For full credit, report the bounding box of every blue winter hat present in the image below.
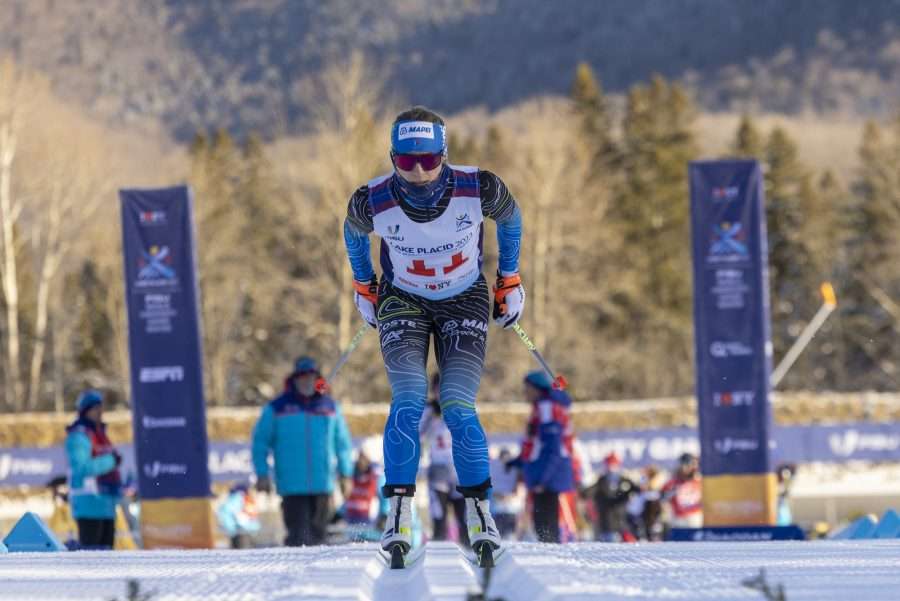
[292,356,319,376]
[391,120,447,155]
[76,389,103,414]
[230,482,250,495]
[524,370,552,392]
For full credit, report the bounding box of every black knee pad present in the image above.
[456,478,492,500]
[382,483,416,497]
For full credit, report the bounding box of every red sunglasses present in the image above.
[392,152,444,171]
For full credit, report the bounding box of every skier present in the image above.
[342,106,524,566]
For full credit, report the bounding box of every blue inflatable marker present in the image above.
[831,516,876,540]
[828,517,857,539]
[853,516,878,540]
[872,509,900,539]
[851,515,879,539]
[2,512,66,552]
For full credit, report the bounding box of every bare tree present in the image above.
[275,51,394,402]
[299,51,390,348]
[0,59,49,410]
[0,116,21,410]
[21,110,111,409]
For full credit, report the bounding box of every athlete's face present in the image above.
[393,153,444,184]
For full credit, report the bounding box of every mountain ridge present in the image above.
[2,0,899,139]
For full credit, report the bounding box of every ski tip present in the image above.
[474,542,496,568]
[384,543,412,569]
[389,545,405,569]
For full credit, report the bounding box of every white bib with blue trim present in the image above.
[371,167,483,299]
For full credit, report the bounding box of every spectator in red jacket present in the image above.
[508,371,576,543]
[661,453,703,528]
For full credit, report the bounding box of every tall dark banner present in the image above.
[689,161,777,526]
[120,186,214,547]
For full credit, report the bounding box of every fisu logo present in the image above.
[385,224,404,241]
[456,212,473,232]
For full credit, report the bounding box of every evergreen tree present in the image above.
[732,114,765,159]
[839,120,900,389]
[570,62,616,169]
[72,260,113,373]
[813,169,844,270]
[609,75,699,395]
[618,76,697,311]
[447,132,480,166]
[480,124,512,173]
[189,128,263,404]
[764,126,822,386]
[241,132,280,237]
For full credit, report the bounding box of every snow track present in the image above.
[2,540,900,600]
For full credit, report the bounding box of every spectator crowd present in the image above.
[57,355,724,550]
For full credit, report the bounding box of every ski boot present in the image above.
[381,484,415,569]
[458,479,501,568]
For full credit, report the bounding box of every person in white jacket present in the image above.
[420,373,469,547]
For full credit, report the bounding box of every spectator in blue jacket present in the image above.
[64,389,123,549]
[216,482,261,549]
[252,356,354,546]
[508,371,575,543]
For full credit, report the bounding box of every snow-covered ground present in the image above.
[2,540,900,601]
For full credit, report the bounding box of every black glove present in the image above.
[505,457,523,472]
[255,475,272,493]
[112,451,123,467]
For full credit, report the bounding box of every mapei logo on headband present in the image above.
[397,121,435,140]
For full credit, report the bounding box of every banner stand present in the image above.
[689,161,776,526]
[120,186,214,548]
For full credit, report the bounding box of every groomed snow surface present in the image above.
[2,540,900,601]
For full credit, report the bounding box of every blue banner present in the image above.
[4,422,900,488]
[120,186,211,500]
[690,161,774,476]
[0,443,242,489]
[669,525,805,542]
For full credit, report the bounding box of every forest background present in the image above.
[0,0,898,413]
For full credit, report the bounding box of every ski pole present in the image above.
[315,323,371,393]
[510,322,568,390]
[770,282,837,388]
